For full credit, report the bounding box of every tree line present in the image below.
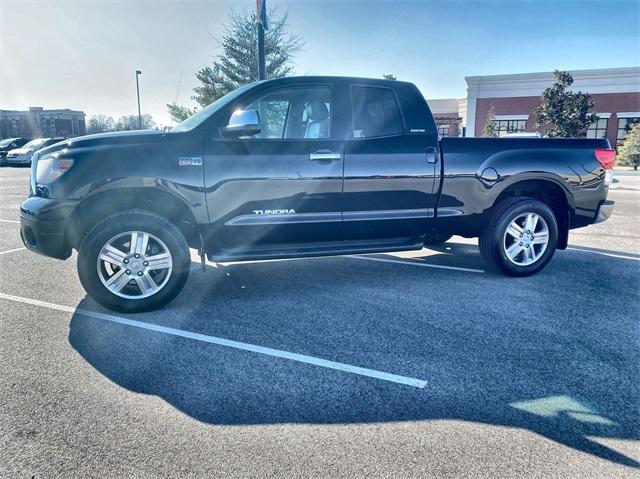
[86,114,156,134]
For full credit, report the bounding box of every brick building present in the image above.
[428,67,640,145]
[427,98,467,138]
[0,107,86,139]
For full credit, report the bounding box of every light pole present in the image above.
[135,70,142,129]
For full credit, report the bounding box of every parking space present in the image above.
[1,166,639,478]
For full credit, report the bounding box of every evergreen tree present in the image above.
[482,105,498,137]
[167,7,301,121]
[534,70,597,138]
[167,104,196,123]
[617,123,640,170]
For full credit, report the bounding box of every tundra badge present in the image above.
[253,209,296,215]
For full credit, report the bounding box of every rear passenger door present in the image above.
[342,84,438,241]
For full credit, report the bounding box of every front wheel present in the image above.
[479,198,558,277]
[77,210,190,313]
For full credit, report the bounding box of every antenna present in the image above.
[174,72,182,104]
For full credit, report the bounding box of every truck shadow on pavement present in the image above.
[68,245,640,469]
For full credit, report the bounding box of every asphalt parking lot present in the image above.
[1,166,639,478]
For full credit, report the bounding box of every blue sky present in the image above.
[1,0,638,126]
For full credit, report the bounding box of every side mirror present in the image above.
[222,109,261,138]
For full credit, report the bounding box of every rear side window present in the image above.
[351,86,403,138]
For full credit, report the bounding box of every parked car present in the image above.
[21,76,615,312]
[504,132,543,138]
[0,137,32,166]
[5,137,65,166]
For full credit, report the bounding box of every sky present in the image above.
[1,0,639,127]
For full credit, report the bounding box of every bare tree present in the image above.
[86,115,115,134]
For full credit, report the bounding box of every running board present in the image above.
[208,238,423,263]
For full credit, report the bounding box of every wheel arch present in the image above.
[492,177,572,249]
[65,187,200,252]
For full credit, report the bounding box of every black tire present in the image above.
[423,233,453,246]
[479,197,558,277]
[77,210,190,313]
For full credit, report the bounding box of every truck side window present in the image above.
[243,86,331,139]
[245,94,290,139]
[351,86,403,138]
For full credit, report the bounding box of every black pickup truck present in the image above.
[20,76,615,312]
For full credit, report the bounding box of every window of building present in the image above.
[586,117,609,139]
[617,117,640,144]
[351,86,403,138]
[437,124,450,137]
[495,120,527,136]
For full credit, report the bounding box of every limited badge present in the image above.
[178,157,203,166]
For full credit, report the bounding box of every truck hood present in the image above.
[38,130,167,156]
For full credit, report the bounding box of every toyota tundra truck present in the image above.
[20,76,615,312]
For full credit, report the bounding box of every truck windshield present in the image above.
[171,83,257,132]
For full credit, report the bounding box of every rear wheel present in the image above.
[77,210,190,313]
[479,198,558,276]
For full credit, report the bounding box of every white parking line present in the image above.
[0,247,26,255]
[348,255,485,273]
[0,292,427,389]
[566,247,640,261]
[0,219,20,224]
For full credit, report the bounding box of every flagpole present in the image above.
[257,0,266,80]
[258,23,266,80]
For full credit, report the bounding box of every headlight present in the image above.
[36,157,74,184]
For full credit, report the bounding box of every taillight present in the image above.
[595,148,615,169]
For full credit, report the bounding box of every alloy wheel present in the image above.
[96,231,173,299]
[502,212,549,266]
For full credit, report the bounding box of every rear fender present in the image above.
[480,148,580,210]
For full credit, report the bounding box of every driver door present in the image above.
[203,84,344,250]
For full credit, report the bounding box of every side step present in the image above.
[208,238,423,263]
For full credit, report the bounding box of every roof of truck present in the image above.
[257,75,416,87]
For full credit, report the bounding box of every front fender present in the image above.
[44,132,208,225]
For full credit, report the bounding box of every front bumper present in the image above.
[594,199,615,224]
[20,196,78,260]
[6,155,31,165]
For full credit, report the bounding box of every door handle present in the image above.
[310,152,341,162]
[426,147,438,164]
